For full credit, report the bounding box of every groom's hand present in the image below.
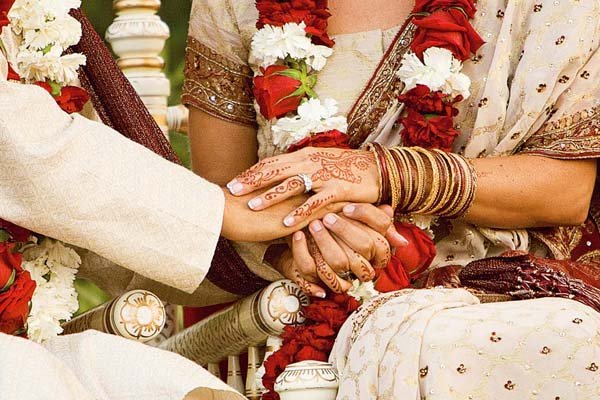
[221,189,346,242]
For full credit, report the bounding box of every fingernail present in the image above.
[247,198,263,210]
[323,214,337,226]
[293,231,303,241]
[343,204,356,216]
[316,291,326,298]
[390,230,409,246]
[227,180,243,195]
[283,216,296,227]
[310,221,324,233]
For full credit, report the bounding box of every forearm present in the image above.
[465,155,596,228]
[189,107,258,186]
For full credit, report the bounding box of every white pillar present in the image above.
[105,0,171,136]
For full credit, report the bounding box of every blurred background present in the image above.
[76,1,194,312]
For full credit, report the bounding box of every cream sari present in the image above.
[184,0,600,397]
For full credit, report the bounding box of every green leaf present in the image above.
[276,69,303,81]
[48,81,62,97]
[0,269,16,293]
[0,230,10,243]
[41,44,53,55]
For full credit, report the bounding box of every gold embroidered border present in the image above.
[346,22,417,148]
[520,105,600,159]
[182,36,256,127]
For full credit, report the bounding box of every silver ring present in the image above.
[337,270,353,280]
[297,173,313,193]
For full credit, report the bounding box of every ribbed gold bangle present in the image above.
[430,151,459,216]
[445,155,475,218]
[383,147,402,211]
[366,144,384,205]
[405,147,428,212]
[413,147,440,215]
[431,150,454,215]
[390,147,413,211]
[451,156,477,218]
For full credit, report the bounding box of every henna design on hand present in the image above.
[292,195,335,218]
[309,151,375,184]
[357,254,375,281]
[235,159,289,187]
[292,267,313,295]
[308,238,343,293]
[375,236,392,269]
[264,177,304,201]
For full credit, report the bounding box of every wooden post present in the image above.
[105,0,171,136]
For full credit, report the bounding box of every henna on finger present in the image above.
[308,238,350,293]
[248,176,306,210]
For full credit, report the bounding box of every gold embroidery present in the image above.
[520,105,600,158]
[531,226,583,260]
[346,22,417,148]
[182,36,256,126]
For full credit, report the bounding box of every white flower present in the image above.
[22,238,80,343]
[397,47,471,99]
[9,0,81,33]
[250,22,313,68]
[347,280,379,303]
[272,97,348,149]
[22,15,82,51]
[0,26,23,76]
[17,46,85,84]
[305,44,333,71]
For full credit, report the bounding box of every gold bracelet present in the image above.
[413,147,441,215]
[382,146,402,210]
[405,147,428,212]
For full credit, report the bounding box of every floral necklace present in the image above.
[0,0,87,343]
[251,1,484,399]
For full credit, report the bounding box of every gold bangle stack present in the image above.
[368,145,477,218]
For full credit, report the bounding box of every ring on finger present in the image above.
[337,270,353,280]
[297,173,313,194]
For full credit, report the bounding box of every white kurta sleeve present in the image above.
[0,80,224,293]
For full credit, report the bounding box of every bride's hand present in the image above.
[226,147,380,227]
[221,189,347,242]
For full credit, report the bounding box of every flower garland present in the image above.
[256,1,484,399]
[0,222,81,343]
[250,0,349,153]
[0,0,90,114]
[0,0,87,342]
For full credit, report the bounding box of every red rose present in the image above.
[398,84,461,117]
[393,222,436,278]
[411,9,484,61]
[0,269,35,335]
[287,129,350,152]
[296,345,328,361]
[374,254,411,292]
[0,219,30,242]
[35,82,90,114]
[375,222,436,291]
[256,0,334,47]
[0,243,21,289]
[253,65,304,120]
[400,108,460,152]
[0,0,14,29]
[6,64,20,81]
[413,0,477,18]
